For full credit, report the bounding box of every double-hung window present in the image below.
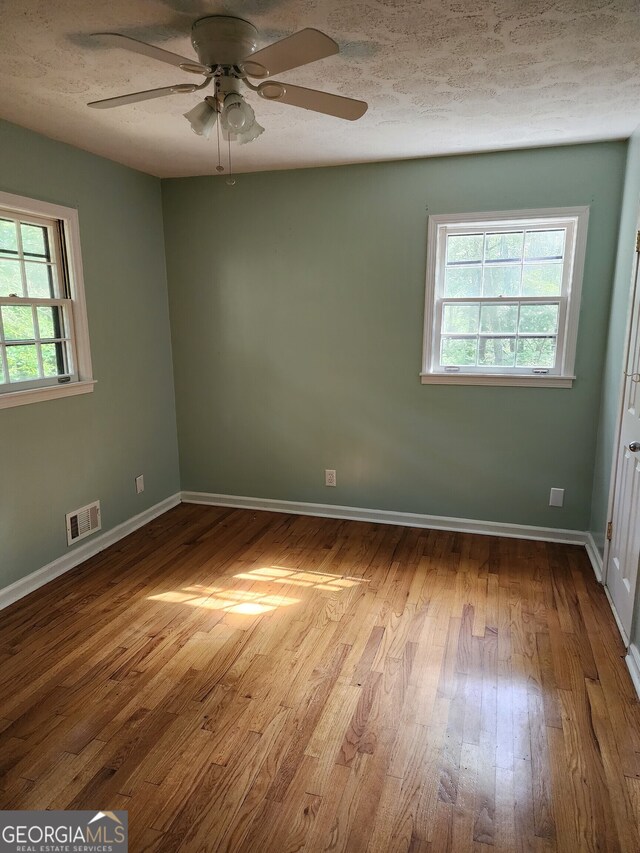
[421,207,589,387]
[0,191,93,408]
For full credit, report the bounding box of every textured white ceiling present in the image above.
[1,0,639,177]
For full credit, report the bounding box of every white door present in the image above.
[606,229,640,639]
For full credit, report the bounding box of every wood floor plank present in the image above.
[1,505,639,852]
[584,679,640,852]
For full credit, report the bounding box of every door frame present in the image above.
[603,207,640,646]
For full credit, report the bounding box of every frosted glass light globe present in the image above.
[226,102,249,131]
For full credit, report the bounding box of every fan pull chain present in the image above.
[215,115,224,174]
[226,135,236,186]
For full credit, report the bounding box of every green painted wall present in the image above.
[589,130,640,556]
[0,120,180,588]
[1,132,629,595]
[162,142,625,530]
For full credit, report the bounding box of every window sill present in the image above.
[0,379,96,410]
[420,373,574,388]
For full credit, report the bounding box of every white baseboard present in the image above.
[184,491,638,654]
[584,534,630,648]
[603,583,630,647]
[584,532,604,582]
[181,490,589,546]
[626,643,640,700]
[0,493,181,611]
[5,490,625,657]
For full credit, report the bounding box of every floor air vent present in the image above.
[66,501,101,546]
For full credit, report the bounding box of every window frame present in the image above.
[0,191,94,409]
[420,206,590,388]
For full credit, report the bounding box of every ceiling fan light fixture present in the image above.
[183,100,217,138]
[221,93,264,144]
[221,93,252,131]
[236,119,265,145]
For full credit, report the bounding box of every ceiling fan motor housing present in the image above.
[191,16,258,67]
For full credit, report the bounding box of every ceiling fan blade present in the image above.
[257,81,367,121]
[92,33,209,74]
[243,28,338,78]
[88,83,198,109]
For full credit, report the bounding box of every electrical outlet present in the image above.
[549,487,564,507]
[325,469,337,487]
[135,474,145,494]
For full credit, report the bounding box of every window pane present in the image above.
[0,258,23,296]
[478,337,516,367]
[442,304,479,334]
[483,265,521,297]
[2,305,35,340]
[37,306,63,339]
[441,337,477,366]
[480,304,518,334]
[447,234,483,264]
[521,263,562,296]
[524,229,565,260]
[519,304,559,334]
[0,219,18,257]
[485,232,523,262]
[443,266,481,297]
[516,337,556,367]
[6,344,39,381]
[20,223,50,259]
[0,355,4,383]
[25,261,55,298]
[41,342,65,377]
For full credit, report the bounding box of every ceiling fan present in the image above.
[87,16,368,146]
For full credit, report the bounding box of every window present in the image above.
[0,191,93,408]
[421,207,589,387]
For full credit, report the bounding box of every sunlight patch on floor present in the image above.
[147,566,367,616]
[233,566,367,592]
[148,583,300,615]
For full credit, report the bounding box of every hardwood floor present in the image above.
[1,504,640,852]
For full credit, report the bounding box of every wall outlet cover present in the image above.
[549,487,564,507]
[136,474,145,494]
[325,469,337,487]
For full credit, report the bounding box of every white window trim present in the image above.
[420,206,590,388]
[0,190,94,409]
